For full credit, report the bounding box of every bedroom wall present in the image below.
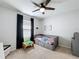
[0,6,17,51]
[42,10,79,48]
[0,5,42,51]
[41,0,79,48]
[34,18,43,35]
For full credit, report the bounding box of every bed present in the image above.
[3,45,11,56]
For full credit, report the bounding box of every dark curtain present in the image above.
[30,18,35,42]
[16,14,24,49]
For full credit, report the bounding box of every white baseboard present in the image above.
[59,44,71,49]
[11,47,16,52]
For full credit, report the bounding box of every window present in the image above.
[23,20,31,40]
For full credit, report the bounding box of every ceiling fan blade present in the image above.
[32,1,40,7]
[45,0,51,6]
[45,7,55,10]
[32,9,40,12]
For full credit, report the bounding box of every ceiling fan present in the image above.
[32,0,55,14]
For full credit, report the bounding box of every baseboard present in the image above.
[59,44,71,49]
[11,47,16,52]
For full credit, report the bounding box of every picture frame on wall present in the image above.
[44,25,53,31]
[44,25,46,31]
[49,25,52,31]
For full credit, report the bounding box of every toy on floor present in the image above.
[23,38,34,49]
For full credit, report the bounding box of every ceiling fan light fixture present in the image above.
[40,8,45,12]
[32,0,55,14]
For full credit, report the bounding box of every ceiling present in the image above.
[0,0,79,18]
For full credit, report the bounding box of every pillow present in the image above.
[23,40,33,46]
[42,37,48,42]
[35,38,42,41]
[48,38,54,45]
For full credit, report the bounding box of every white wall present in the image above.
[34,18,43,35]
[0,6,17,51]
[43,10,79,48]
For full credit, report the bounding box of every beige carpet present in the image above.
[6,44,79,59]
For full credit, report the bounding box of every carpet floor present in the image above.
[6,44,79,59]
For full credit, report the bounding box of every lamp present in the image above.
[40,8,45,12]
